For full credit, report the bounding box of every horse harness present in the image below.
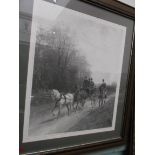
[55,93,67,106]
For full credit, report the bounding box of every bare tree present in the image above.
[32,26,91,94]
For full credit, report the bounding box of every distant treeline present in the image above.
[32,27,91,94]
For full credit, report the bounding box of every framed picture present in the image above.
[19,0,135,154]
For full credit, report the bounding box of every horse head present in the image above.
[51,89,60,100]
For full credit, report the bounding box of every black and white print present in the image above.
[23,0,126,142]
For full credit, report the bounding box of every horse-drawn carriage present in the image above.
[50,83,107,118]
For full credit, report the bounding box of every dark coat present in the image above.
[99,82,106,93]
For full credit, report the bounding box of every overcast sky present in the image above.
[32,0,126,84]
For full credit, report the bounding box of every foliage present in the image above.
[32,27,91,94]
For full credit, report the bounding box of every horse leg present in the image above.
[90,98,93,108]
[104,99,105,104]
[100,99,102,107]
[72,102,75,111]
[51,102,57,116]
[76,101,79,111]
[76,102,78,111]
[73,102,77,111]
[101,98,104,107]
[93,99,95,108]
[57,104,61,119]
[104,97,106,104]
[91,99,94,109]
[82,99,85,107]
[66,104,70,115]
[98,98,101,107]
[70,103,72,113]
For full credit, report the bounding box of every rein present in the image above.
[55,93,67,105]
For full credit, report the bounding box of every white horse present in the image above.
[50,89,74,118]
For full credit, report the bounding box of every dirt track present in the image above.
[29,94,115,137]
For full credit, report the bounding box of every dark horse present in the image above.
[98,90,107,107]
[73,87,97,110]
[73,88,88,111]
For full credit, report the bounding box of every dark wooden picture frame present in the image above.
[19,0,135,154]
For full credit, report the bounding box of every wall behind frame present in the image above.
[117,0,135,8]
